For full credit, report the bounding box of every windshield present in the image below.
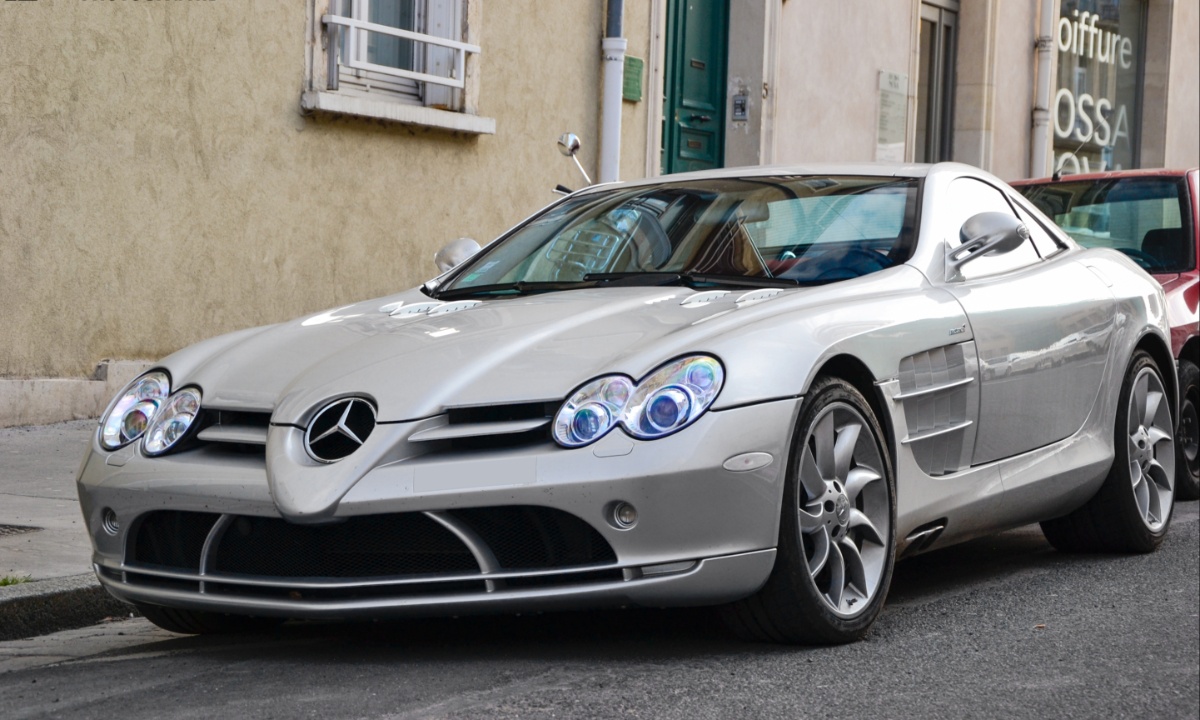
[438,176,919,297]
[1017,176,1193,273]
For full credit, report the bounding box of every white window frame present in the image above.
[301,0,495,135]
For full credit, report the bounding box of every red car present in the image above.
[1014,169,1199,500]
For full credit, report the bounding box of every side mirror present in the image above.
[557,132,582,157]
[434,237,481,273]
[947,212,1029,278]
[557,132,592,186]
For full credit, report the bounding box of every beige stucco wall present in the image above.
[772,0,914,163]
[954,0,1038,181]
[0,0,650,380]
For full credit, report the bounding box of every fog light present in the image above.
[613,501,638,528]
[101,508,120,536]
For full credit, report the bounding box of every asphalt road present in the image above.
[1,502,1196,720]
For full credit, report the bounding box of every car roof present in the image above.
[574,162,1003,194]
[1011,168,1199,186]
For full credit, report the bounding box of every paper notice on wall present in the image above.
[876,71,908,163]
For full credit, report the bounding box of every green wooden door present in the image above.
[662,0,728,175]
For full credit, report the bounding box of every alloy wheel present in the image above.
[796,403,890,617]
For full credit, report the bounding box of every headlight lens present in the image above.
[143,387,202,456]
[623,356,724,439]
[552,355,724,447]
[100,371,170,449]
[553,376,634,447]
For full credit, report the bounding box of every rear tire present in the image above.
[1041,351,1176,553]
[135,603,282,635]
[1174,359,1199,501]
[722,376,895,644]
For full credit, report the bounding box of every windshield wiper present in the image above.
[676,273,804,288]
[434,280,593,300]
[587,272,804,289]
[583,272,686,287]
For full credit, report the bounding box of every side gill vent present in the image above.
[897,341,979,475]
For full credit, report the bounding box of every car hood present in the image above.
[168,285,811,424]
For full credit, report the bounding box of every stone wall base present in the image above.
[0,360,156,428]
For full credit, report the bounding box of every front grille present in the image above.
[449,506,616,569]
[122,506,620,602]
[398,402,558,453]
[131,511,220,570]
[446,402,556,425]
[213,513,478,578]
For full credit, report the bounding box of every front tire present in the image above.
[1041,351,1176,553]
[1174,358,1199,501]
[723,376,895,644]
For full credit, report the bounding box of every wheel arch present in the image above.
[809,354,897,471]
[1136,332,1179,424]
[1180,337,1199,373]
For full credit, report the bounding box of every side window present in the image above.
[947,178,1041,279]
[1012,202,1065,258]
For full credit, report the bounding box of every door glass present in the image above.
[947,178,1040,278]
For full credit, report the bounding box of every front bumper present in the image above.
[77,398,799,618]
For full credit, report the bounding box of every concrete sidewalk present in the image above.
[0,420,132,641]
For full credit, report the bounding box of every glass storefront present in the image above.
[1054,0,1146,174]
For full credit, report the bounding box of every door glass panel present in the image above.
[947,178,1040,278]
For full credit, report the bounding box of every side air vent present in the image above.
[897,341,979,475]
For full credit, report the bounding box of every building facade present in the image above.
[1,0,1196,425]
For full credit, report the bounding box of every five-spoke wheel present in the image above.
[723,376,895,644]
[1041,351,1176,553]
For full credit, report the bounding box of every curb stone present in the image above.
[0,573,137,642]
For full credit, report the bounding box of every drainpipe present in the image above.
[1031,0,1057,178]
[599,0,626,183]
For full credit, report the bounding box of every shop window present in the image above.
[916,1,958,163]
[1053,0,1146,173]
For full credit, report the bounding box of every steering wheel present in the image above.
[812,248,893,281]
[1116,247,1160,271]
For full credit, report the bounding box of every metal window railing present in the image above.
[323,7,478,93]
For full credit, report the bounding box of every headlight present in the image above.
[623,356,724,439]
[551,355,724,447]
[100,371,170,449]
[553,376,634,447]
[143,387,202,456]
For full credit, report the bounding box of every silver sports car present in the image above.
[77,163,1179,644]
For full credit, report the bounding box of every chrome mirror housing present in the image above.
[557,132,582,157]
[434,237,482,273]
[557,132,592,187]
[947,212,1029,279]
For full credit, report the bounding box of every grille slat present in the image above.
[449,506,617,569]
[129,511,220,571]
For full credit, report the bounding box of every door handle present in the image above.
[688,114,712,123]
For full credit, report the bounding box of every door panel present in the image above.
[662,0,728,174]
[938,178,1115,465]
[948,261,1114,465]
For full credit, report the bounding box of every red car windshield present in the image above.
[1017,176,1194,273]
